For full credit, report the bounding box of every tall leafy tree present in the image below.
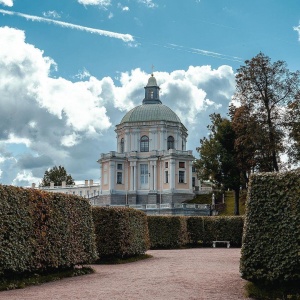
[40,165,75,187]
[195,113,241,215]
[231,52,300,172]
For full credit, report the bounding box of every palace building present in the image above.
[97,74,196,205]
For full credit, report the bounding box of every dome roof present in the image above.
[120,104,181,124]
[146,75,158,87]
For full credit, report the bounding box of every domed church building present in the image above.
[97,74,195,205]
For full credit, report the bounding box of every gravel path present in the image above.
[1,248,250,300]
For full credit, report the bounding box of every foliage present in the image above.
[231,52,300,172]
[40,165,74,187]
[240,170,300,285]
[286,91,300,165]
[194,113,242,215]
[0,266,94,291]
[187,216,244,247]
[0,185,97,276]
[147,216,189,249]
[92,207,150,260]
[218,191,246,216]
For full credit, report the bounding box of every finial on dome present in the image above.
[151,64,154,76]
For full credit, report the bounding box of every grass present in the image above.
[0,266,94,291]
[245,281,300,300]
[185,190,246,216]
[96,254,153,265]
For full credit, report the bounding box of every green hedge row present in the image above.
[0,185,97,276]
[147,215,244,249]
[240,170,300,285]
[188,216,244,247]
[147,216,189,249]
[92,207,150,259]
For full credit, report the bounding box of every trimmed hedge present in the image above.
[187,216,244,247]
[147,216,189,249]
[240,170,300,285]
[92,207,150,259]
[0,185,97,276]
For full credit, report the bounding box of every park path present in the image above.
[1,248,250,300]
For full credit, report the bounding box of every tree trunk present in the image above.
[234,188,240,216]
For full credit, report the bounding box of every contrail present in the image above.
[0,9,134,42]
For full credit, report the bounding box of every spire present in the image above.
[143,74,162,105]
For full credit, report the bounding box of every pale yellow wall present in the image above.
[102,161,109,190]
[175,159,189,189]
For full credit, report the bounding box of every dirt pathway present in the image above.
[1,248,250,300]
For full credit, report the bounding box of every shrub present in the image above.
[92,207,150,259]
[240,170,300,285]
[187,216,244,247]
[0,185,97,276]
[147,216,189,249]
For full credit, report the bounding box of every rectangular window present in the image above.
[117,172,122,184]
[179,162,185,168]
[192,166,196,172]
[165,171,168,183]
[165,162,168,168]
[117,163,123,170]
[140,164,148,185]
[179,171,185,183]
[192,177,196,187]
[80,191,82,196]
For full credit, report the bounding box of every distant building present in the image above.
[96,74,198,206]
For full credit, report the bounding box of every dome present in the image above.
[146,75,158,87]
[120,104,181,124]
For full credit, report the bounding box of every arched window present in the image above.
[120,138,124,153]
[167,136,175,150]
[140,135,149,152]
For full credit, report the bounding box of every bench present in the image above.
[212,241,230,248]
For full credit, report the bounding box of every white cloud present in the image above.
[0,0,13,7]
[78,0,111,8]
[108,12,113,19]
[0,168,2,178]
[42,10,61,19]
[0,26,235,185]
[294,24,300,41]
[123,6,129,11]
[138,0,157,8]
[12,170,40,186]
[0,9,134,42]
[75,68,91,80]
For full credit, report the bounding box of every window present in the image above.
[117,163,123,170]
[192,177,196,187]
[120,138,124,153]
[117,172,122,184]
[192,166,196,172]
[140,164,148,185]
[179,171,185,183]
[165,162,168,168]
[80,191,82,196]
[140,135,149,152]
[165,171,169,183]
[167,136,174,150]
[179,161,185,168]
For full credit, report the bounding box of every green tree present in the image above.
[40,165,75,187]
[231,52,300,172]
[194,113,242,215]
[286,91,300,165]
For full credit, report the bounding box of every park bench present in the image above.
[212,241,230,248]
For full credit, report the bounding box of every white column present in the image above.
[170,158,175,191]
[109,161,115,192]
[133,163,137,191]
[153,162,157,191]
[189,161,193,192]
[125,129,130,152]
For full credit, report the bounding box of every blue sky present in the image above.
[0,0,299,186]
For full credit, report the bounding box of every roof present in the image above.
[120,104,182,124]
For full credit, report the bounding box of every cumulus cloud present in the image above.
[0,26,235,186]
[294,24,300,41]
[0,0,13,7]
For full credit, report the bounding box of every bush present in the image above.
[147,216,189,249]
[240,170,300,285]
[187,216,244,247]
[92,207,150,259]
[0,185,97,276]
